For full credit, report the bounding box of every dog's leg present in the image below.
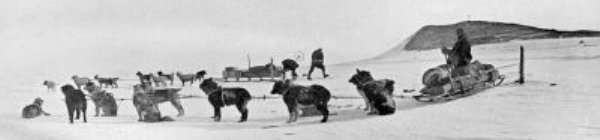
[83,109,87,123]
[136,106,143,121]
[282,71,287,80]
[292,69,298,80]
[236,100,249,122]
[358,90,369,111]
[286,105,295,123]
[170,99,185,117]
[213,107,221,122]
[76,109,81,120]
[367,102,378,115]
[68,108,74,123]
[95,105,100,117]
[293,106,301,122]
[316,104,329,123]
[364,99,371,111]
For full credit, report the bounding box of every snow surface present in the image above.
[1,37,599,140]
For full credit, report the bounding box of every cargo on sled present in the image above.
[413,61,505,102]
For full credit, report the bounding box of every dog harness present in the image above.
[207,86,227,106]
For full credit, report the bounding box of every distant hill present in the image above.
[370,21,600,60]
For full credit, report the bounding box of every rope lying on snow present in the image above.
[94,95,414,101]
[82,95,410,101]
[97,95,281,101]
[495,63,519,70]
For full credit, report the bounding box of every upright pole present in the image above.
[270,57,275,80]
[518,46,525,84]
[247,54,251,69]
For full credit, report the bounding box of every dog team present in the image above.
[28,66,396,124]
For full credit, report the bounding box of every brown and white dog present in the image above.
[157,71,175,85]
[42,80,57,92]
[22,98,51,119]
[177,71,207,86]
[84,82,118,117]
[94,75,119,88]
[150,74,169,87]
[136,71,153,86]
[270,80,331,123]
[349,69,396,115]
[132,84,175,122]
[71,75,92,89]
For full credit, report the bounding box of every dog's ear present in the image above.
[386,79,395,86]
[356,68,360,73]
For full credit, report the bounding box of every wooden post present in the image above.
[518,46,525,84]
[270,57,275,81]
[247,54,251,69]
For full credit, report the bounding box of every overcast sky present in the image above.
[1,0,599,74]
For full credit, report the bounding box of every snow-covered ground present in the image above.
[1,37,599,140]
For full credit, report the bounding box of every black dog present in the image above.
[60,84,88,123]
[349,69,396,115]
[270,80,331,123]
[136,71,153,86]
[94,75,119,88]
[199,78,251,122]
[196,70,207,80]
[157,71,175,85]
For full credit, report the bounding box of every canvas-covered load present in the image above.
[422,64,452,87]
[419,61,502,97]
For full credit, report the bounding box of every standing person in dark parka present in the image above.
[281,58,299,80]
[307,48,329,80]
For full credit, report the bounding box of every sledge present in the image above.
[413,61,506,102]
[222,57,284,82]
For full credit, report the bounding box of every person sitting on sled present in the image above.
[442,28,473,67]
[441,28,474,77]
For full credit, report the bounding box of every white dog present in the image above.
[42,80,57,92]
[72,75,92,89]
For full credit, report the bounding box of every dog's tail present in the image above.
[240,89,252,101]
